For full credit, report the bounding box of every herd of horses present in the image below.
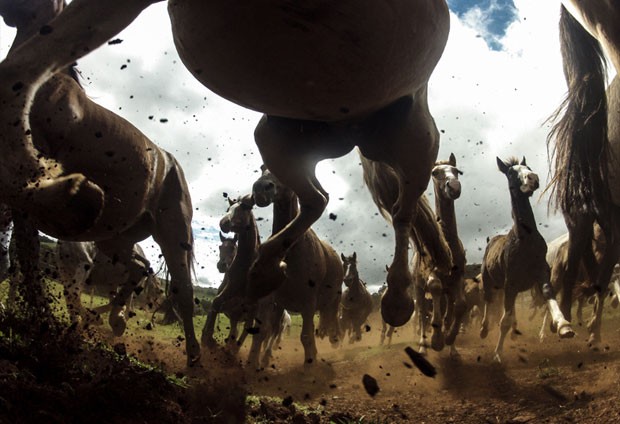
[0,0,619,371]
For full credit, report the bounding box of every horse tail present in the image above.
[411,194,453,273]
[547,5,611,227]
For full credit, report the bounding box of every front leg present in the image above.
[249,115,354,299]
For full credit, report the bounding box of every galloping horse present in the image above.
[0,1,199,365]
[253,166,342,366]
[480,157,574,363]
[547,2,620,346]
[0,0,450,330]
[56,240,162,327]
[361,155,453,353]
[430,153,467,352]
[339,252,373,344]
[202,195,260,352]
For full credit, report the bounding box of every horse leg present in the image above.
[201,306,219,349]
[12,211,51,319]
[0,1,160,230]
[380,320,387,346]
[64,265,92,326]
[151,166,200,366]
[250,116,354,299]
[445,277,467,348]
[494,288,517,363]
[300,310,318,367]
[539,308,548,343]
[587,243,620,344]
[358,93,439,327]
[415,284,429,354]
[479,278,492,340]
[428,277,444,352]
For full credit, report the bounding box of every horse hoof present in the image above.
[380,289,414,327]
[431,333,444,352]
[493,353,502,364]
[558,321,575,339]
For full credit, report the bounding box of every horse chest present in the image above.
[168,0,449,121]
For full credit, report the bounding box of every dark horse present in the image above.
[253,166,342,366]
[480,157,574,363]
[0,0,449,330]
[547,2,620,346]
[0,0,199,365]
[339,252,373,344]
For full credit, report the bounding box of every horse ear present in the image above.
[496,157,509,174]
[260,164,267,172]
[240,193,255,207]
[521,156,527,166]
[341,253,346,261]
[352,251,357,260]
[449,153,456,167]
[227,197,235,206]
[385,265,389,272]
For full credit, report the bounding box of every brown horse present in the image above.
[0,0,450,330]
[55,240,163,327]
[339,252,373,344]
[202,195,259,352]
[430,153,467,353]
[361,155,453,353]
[480,157,574,363]
[252,166,342,367]
[547,2,620,346]
[0,1,199,365]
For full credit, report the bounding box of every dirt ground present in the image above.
[120,303,620,424]
[2,300,620,423]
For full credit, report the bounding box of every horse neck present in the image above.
[234,217,260,264]
[433,185,463,257]
[509,189,538,238]
[271,188,299,234]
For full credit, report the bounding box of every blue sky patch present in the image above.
[448,0,518,50]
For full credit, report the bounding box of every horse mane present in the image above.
[546,5,611,228]
[502,156,520,167]
[411,194,453,273]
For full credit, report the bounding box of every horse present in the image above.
[339,252,373,344]
[202,195,260,353]
[0,0,450,331]
[361,155,453,354]
[546,2,620,346]
[480,157,574,363]
[461,274,485,332]
[0,0,199,365]
[430,153,467,353]
[55,240,163,327]
[252,166,343,367]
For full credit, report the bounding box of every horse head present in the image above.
[252,165,281,207]
[219,194,256,235]
[217,231,237,273]
[0,0,64,28]
[497,156,539,197]
[432,152,463,200]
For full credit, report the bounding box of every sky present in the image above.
[0,1,590,292]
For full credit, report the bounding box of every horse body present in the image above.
[480,157,573,363]
[339,252,373,344]
[0,1,199,365]
[546,2,620,346]
[252,167,342,366]
[431,153,467,352]
[0,0,449,331]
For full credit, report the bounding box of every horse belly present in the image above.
[168,0,449,121]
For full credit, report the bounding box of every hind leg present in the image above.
[358,92,439,327]
[152,170,200,366]
[251,116,355,299]
[493,288,517,363]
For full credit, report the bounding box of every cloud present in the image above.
[0,2,573,292]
